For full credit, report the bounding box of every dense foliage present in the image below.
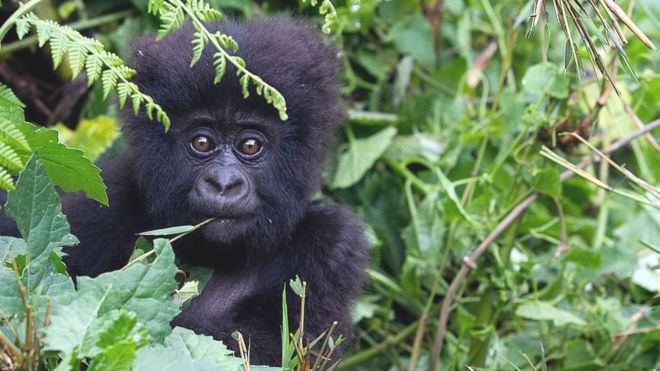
[0,0,658,370]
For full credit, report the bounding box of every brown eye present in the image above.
[192,135,212,153]
[239,138,262,156]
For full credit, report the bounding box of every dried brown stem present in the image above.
[407,313,428,371]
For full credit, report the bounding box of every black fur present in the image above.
[0,18,368,366]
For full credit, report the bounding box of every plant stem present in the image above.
[0,0,45,46]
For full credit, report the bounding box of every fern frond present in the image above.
[157,2,185,40]
[190,31,207,67]
[16,13,171,130]
[187,0,222,23]
[148,0,289,121]
[0,83,25,108]
[0,119,30,152]
[212,52,226,84]
[0,141,23,172]
[302,0,337,34]
[68,44,87,79]
[0,168,14,191]
[49,32,67,68]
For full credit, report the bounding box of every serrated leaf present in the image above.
[101,69,118,99]
[0,83,26,108]
[134,327,243,370]
[16,122,108,205]
[117,82,130,109]
[332,127,397,189]
[74,239,179,341]
[85,53,104,86]
[190,32,207,67]
[0,141,24,172]
[15,17,31,39]
[44,298,149,371]
[49,34,67,68]
[0,119,31,151]
[68,44,87,79]
[212,53,226,84]
[4,155,78,292]
[239,74,250,98]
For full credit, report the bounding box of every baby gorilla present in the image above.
[60,18,368,365]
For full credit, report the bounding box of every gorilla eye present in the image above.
[191,135,213,153]
[239,138,262,156]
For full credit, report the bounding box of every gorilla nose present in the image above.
[202,168,248,199]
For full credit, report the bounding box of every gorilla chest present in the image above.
[182,270,258,319]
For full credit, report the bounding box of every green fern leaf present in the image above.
[157,2,185,40]
[216,34,238,52]
[231,56,246,69]
[239,74,250,98]
[116,65,137,79]
[117,82,130,109]
[49,34,67,68]
[0,119,30,151]
[0,168,14,191]
[0,83,25,108]
[212,53,226,84]
[131,94,143,115]
[67,44,86,79]
[148,0,165,14]
[101,69,118,99]
[15,17,31,39]
[190,31,207,67]
[0,142,24,172]
[34,19,52,47]
[85,53,104,86]
[189,0,222,22]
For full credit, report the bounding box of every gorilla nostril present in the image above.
[204,170,246,196]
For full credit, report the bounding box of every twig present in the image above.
[407,313,428,371]
[614,324,660,337]
[428,118,660,371]
[422,0,444,60]
[612,307,648,351]
[623,104,660,152]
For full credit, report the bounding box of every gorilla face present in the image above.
[183,117,267,243]
[125,19,344,254]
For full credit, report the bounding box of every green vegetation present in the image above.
[0,0,658,370]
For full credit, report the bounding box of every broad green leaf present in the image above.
[75,239,179,341]
[44,295,148,371]
[16,122,108,205]
[134,327,243,371]
[532,168,562,198]
[564,247,602,269]
[0,236,26,263]
[332,127,397,189]
[138,224,196,236]
[389,13,434,70]
[4,155,78,292]
[516,301,586,326]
